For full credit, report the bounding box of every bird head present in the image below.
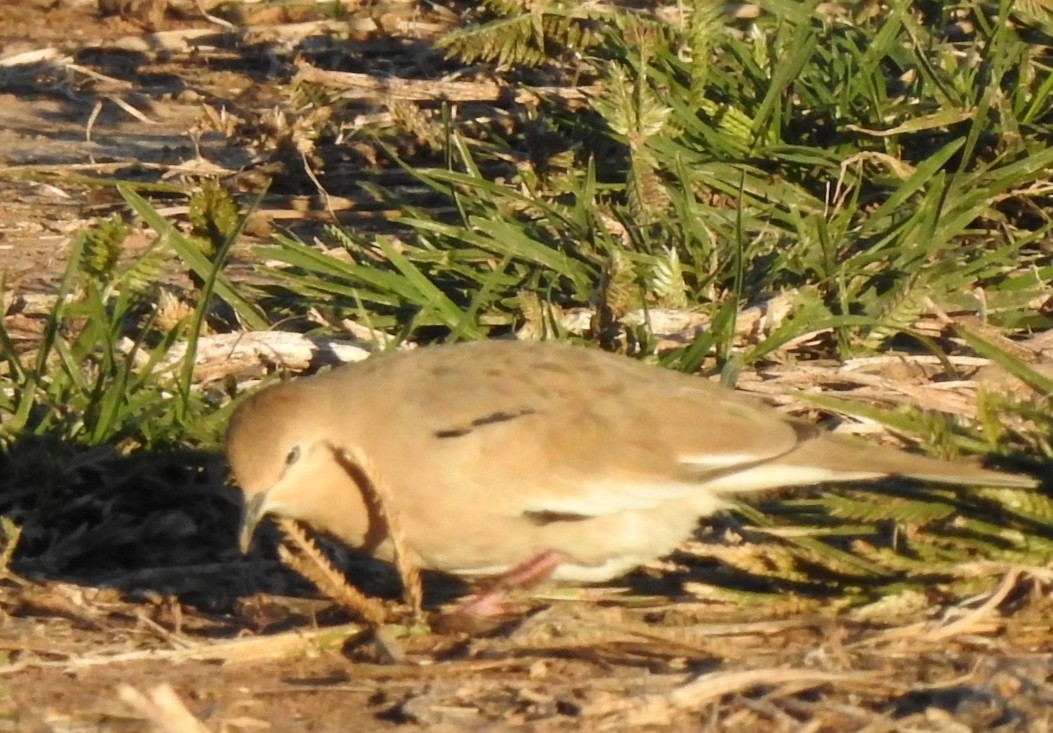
[226,379,366,553]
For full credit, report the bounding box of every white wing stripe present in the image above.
[521,465,888,517]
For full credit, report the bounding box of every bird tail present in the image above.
[782,430,1039,489]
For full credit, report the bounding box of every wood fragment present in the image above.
[295,60,595,104]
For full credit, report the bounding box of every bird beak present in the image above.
[239,491,270,554]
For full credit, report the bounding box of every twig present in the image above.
[0,624,364,673]
[333,445,424,620]
[585,667,890,727]
[922,567,1023,642]
[118,683,212,733]
[275,518,387,625]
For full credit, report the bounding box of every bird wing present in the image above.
[351,342,809,518]
[337,341,1035,524]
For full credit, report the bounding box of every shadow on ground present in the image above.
[0,434,483,624]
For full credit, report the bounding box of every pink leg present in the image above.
[455,550,569,617]
[492,549,569,590]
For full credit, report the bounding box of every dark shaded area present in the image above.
[0,433,478,617]
[1,436,242,607]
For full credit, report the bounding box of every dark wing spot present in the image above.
[433,408,537,440]
[524,510,593,525]
[471,408,536,428]
[434,427,472,439]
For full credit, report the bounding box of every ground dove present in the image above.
[228,340,1037,587]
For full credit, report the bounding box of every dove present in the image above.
[228,339,1037,589]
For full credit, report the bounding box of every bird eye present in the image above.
[285,446,301,466]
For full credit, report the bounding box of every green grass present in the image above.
[2,0,1052,606]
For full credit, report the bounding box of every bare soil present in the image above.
[2,2,1053,732]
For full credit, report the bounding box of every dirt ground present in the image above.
[2,2,1053,731]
